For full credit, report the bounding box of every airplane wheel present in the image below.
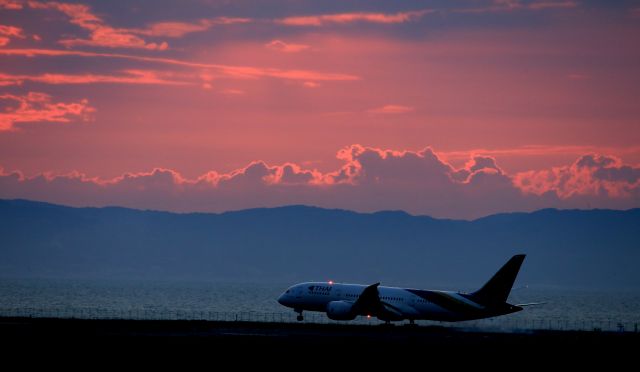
[296,315,303,321]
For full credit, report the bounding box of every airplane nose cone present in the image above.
[277,293,287,306]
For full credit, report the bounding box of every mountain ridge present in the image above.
[1,199,638,290]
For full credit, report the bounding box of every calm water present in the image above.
[1,278,638,331]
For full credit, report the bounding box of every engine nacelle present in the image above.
[326,301,356,321]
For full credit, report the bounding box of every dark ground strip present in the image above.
[1,317,638,366]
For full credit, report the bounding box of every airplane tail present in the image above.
[470,254,526,306]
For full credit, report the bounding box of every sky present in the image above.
[0,0,639,219]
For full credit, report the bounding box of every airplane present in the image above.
[277,254,536,324]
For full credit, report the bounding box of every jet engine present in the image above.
[326,301,356,320]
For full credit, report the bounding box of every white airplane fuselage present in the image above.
[277,255,527,322]
[278,282,518,322]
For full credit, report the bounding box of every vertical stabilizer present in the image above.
[470,254,526,306]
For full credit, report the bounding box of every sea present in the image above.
[1,278,638,332]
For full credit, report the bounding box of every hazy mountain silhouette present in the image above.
[1,199,639,291]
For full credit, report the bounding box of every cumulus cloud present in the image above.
[452,155,504,182]
[327,145,454,186]
[1,146,638,218]
[0,92,95,131]
[514,154,640,199]
[270,163,321,185]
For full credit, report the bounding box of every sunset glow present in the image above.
[1,0,638,218]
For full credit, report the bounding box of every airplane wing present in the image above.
[352,282,404,320]
[352,282,382,315]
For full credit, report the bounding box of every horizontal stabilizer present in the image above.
[515,302,547,307]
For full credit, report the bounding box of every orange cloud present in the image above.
[0,48,360,82]
[1,146,638,218]
[368,105,414,114]
[0,70,190,86]
[278,9,432,26]
[28,1,168,50]
[133,17,250,38]
[514,154,640,199]
[439,145,630,162]
[26,2,250,49]
[0,0,22,9]
[269,163,323,185]
[0,24,25,46]
[0,25,25,38]
[0,92,94,131]
[265,40,310,53]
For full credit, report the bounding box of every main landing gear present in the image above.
[295,309,304,321]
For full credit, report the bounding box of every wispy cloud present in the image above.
[221,89,245,95]
[26,2,251,49]
[0,24,25,46]
[265,40,310,53]
[0,24,25,38]
[459,0,578,13]
[439,145,640,164]
[442,145,591,160]
[277,9,432,26]
[28,1,168,50]
[0,70,190,86]
[527,1,578,10]
[0,92,94,131]
[567,73,589,80]
[0,48,360,82]
[368,104,414,114]
[132,17,250,38]
[0,0,22,10]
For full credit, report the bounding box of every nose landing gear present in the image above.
[295,309,303,321]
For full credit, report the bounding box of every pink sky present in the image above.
[0,0,639,218]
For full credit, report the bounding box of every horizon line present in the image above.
[2,198,637,222]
